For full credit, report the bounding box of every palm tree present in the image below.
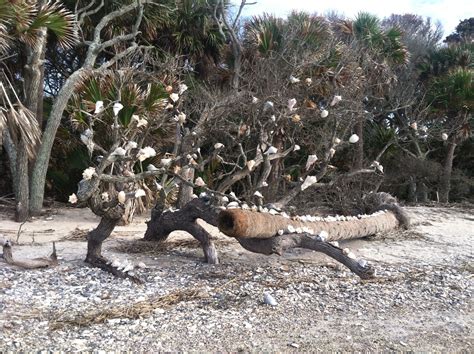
[0,0,76,221]
[428,67,473,202]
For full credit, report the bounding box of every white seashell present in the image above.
[135,189,146,198]
[305,154,318,170]
[441,133,448,141]
[221,196,229,203]
[155,182,163,191]
[410,122,418,130]
[262,181,268,187]
[169,93,179,102]
[252,96,259,104]
[173,112,186,124]
[214,143,224,149]
[320,109,329,118]
[246,160,256,171]
[295,227,303,233]
[195,177,206,187]
[287,225,296,233]
[342,248,350,255]
[358,259,368,268]
[263,292,278,306]
[137,146,157,162]
[334,137,341,144]
[305,77,312,85]
[301,176,317,191]
[347,252,356,259]
[159,158,172,167]
[376,164,384,173]
[101,192,110,202]
[226,201,239,208]
[230,192,237,199]
[111,259,121,268]
[111,147,126,157]
[147,164,159,172]
[265,146,278,155]
[113,102,123,116]
[349,134,359,143]
[329,148,336,158]
[263,101,274,111]
[94,101,104,114]
[241,204,250,210]
[199,192,208,198]
[289,75,300,84]
[125,141,138,150]
[277,229,284,235]
[178,83,188,95]
[254,191,264,198]
[269,209,278,215]
[287,98,297,111]
[293,144,301,152]
[82,167,96,180]
[330,95,342,106]
[332,241,339,247]
[318,230,328,241]
[137,262,147,269]
[270,115,276,122]
[68,193,78,204]
[118,191,126,204]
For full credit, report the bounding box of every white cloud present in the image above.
[236,0,470,37]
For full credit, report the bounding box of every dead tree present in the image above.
[144,193,409,280]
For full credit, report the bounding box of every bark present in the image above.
[144,198,381,279]
[177,165,195,208]
[29,69,85,214]
[15,141,29,221]
[439,141,457,203]
[218,208,401,240]
[1,240,57,269]
[237,235,375,279]
[15,23,47,221]
[144,198,219,264]
[85,194,142,283]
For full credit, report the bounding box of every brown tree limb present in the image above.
[1,240,58,269]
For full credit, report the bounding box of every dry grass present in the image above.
[49,288,206,330]
[112,238,235,254]
[60,228,89,241]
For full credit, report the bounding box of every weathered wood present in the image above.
[144,198,219,264]
[237,235,374,279]
[1,240,58,269]
[218,208,400,240]
[84,194,142,283]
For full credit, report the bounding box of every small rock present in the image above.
[263,292,277,306]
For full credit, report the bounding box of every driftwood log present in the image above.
[1,240,58,269]
[144,193,409,279]
[218,208,399,240]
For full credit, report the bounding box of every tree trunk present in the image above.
[407,176,417,203]
[177,166,195,208]
[29,69,85,214]
[15,140,29,221]
[13,25,47,221]
[218,208,402,241]
[2,131,18,197]
[418,182,428,203]
[439,141,457,203]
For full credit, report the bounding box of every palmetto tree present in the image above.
[0,0,76,221]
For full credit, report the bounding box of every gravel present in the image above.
[0,246,472,351]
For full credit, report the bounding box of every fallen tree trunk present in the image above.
[1,240,58,269]
[218,208,399,240]
[144,193,409,279]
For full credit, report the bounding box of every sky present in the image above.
[235,0,473,38]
